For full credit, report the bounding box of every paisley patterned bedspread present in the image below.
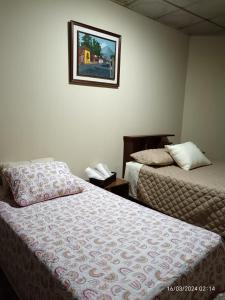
[0,177,224,300]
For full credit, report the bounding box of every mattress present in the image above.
[0,177,225,300]
[125,161,225,236]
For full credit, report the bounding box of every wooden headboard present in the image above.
[122,134,174,177]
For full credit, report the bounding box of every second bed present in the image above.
[123,135,225,237]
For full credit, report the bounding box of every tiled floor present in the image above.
[0,268,19,300]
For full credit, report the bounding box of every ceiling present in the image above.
[110,0,225,35]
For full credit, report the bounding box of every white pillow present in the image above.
[165,142,211,171]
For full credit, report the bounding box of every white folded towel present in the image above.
[95,163,112,178]
[103,164,113,176]
[85,167,105,180]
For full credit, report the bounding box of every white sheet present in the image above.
[124,161,143,198]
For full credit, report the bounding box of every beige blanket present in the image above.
[137,162,225,236]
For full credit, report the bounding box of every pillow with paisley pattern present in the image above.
[2,161,83,207]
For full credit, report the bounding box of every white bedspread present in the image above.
[0,178,225,300]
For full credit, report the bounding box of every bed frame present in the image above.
[122,134,174,177]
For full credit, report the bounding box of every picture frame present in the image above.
[68,20,121,88]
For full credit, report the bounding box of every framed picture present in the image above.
[68,20,121,88]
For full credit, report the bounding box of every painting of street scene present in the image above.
[77,31,116,80]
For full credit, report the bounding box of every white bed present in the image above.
[0,160,225,299]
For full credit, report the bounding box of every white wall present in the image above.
[182,37,225,160]
[0,0,189,178]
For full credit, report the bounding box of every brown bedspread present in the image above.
[137,161,225,236]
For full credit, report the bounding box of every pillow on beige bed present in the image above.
[2,161,83,207]
[0,157,54,197]
[131,148,174,166]
[165,142,211,171]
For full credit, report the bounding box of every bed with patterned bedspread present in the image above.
[0,177,225,300]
